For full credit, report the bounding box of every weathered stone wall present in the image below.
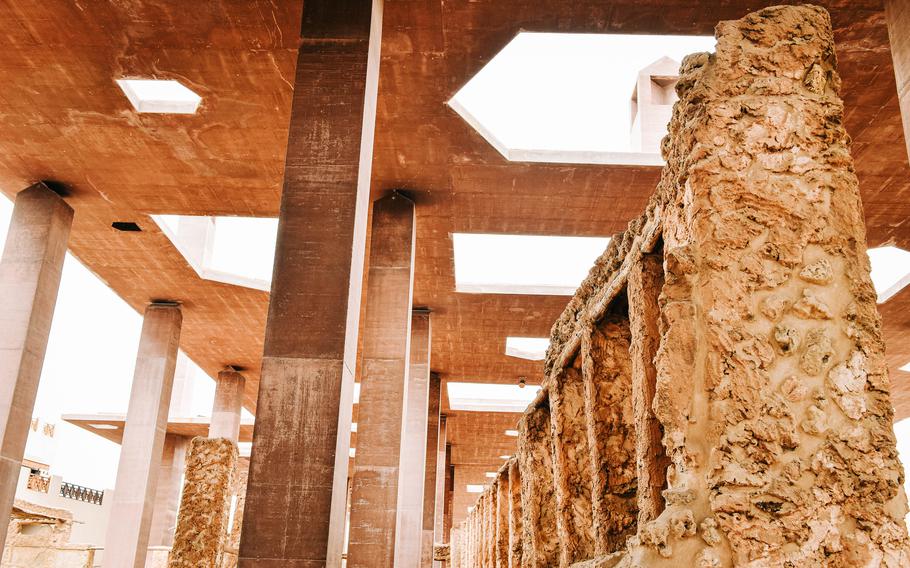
[550,360,595,565]
[448,5,910,567]
[168,437,237,568]
[580,313,636,556]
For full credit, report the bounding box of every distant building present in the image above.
[630,56,680,154]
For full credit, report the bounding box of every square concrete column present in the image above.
[148,433,189,547]
[102,302,182,568]
[887,0,910,161]
[433,416,448,565]
[0,182,72,552]
[421,375,441,567]
[347,192,416,568]
[395,310,431,566]
[209,369,245,441]
[238,2,382,565]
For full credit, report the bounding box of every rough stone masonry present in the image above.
[453,5,910,567]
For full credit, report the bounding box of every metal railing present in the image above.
[60,481,104,505]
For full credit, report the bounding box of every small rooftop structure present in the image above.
[630,56,680,153]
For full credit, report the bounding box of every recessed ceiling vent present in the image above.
[112,222,141,232]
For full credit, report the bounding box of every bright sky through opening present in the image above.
[505,337,550,360]
[453,233,610,295]
[446,382,541,413]
[450,33,715,156]
[868,246,910,303]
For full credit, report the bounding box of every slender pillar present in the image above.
[0,183,72,552]
[238,1,383,565]
[432,415,447,567]
[209,369,245,441]
[395,311,431,566]
[421,374,442,567]
[887,0,910,162]
[148,433,189,547]
[102,303,182,568]
[347,193,416,567]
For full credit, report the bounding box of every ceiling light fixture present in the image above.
[466,484,485,493]
[505,429,519,437]
[116,79,202,114]
[88,423,118,430]
[485,472,498,478]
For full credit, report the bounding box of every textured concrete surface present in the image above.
[421,373,441,567]
[103,304,182,568]
[887,0,910,162]
[396,311,431,566]
[168,437,237,568]
[209,371,245,441]
[0,184,72,553]
[238,2,381,565]
[149,434,189,547]
[347,193,416,568]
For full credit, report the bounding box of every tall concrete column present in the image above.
[209,369,245,441]
[421,376,442,567]
[396,310,431,566]
[887,0,910,162]
[238,1,383,565]
[0,183,72,552]
[148,433,188,547]
[347,192,416,568]
[102,303,182,568]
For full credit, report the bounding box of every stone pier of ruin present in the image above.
[452,5,910,567]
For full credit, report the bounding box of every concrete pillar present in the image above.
[517,404,558,567]
[238,1,383,565]
[432,415,447,566]
[395,311,431,566]
[628,254,670,526]
[103,302,182,568]
[148,433,189,547]
[0,183,72,552]
[347,192,416,568]
[209,369,245,441]
[506,461,522,568]
[887,0,910,162]
[421,373,441,567]
[548,360,594,565]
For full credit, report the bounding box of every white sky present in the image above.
[453,233,611,295]
[451,33,716,154]
[0,197,223,490]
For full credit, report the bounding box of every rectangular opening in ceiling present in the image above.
[505,337,549,360]
[446,381,541,413]
[452,233,610,295]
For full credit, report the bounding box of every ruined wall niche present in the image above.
[450,5,910,567]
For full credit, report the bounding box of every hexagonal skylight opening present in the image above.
[151,214,277,291]
[449,32,715,165]
[868,246,910,303]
